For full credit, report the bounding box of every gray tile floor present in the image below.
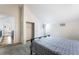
[0,42,31,55]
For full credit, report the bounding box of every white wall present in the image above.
[46,21,79,40]
[27,4,79,40]
[23,5,43,44]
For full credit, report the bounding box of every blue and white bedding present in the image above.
[32,37,79,55]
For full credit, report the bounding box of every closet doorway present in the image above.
[26,22,35,42]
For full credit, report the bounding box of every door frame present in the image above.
[26,22,35,40]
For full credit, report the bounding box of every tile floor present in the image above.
[0,42,31,55]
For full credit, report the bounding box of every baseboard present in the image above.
[13,42,22,46]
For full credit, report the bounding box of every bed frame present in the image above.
[30,35,50,55]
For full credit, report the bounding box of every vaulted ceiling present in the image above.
[27,4,79,24]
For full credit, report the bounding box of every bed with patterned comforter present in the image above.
[32,37,79,55]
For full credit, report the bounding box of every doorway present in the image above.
[26,22,35,42]
[0,15,15,46]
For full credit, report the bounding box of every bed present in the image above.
[31,36,79,55]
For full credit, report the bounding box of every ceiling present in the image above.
[27,4,79,24]
[0,4,22,19]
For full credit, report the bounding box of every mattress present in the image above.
[32,37,79,55]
